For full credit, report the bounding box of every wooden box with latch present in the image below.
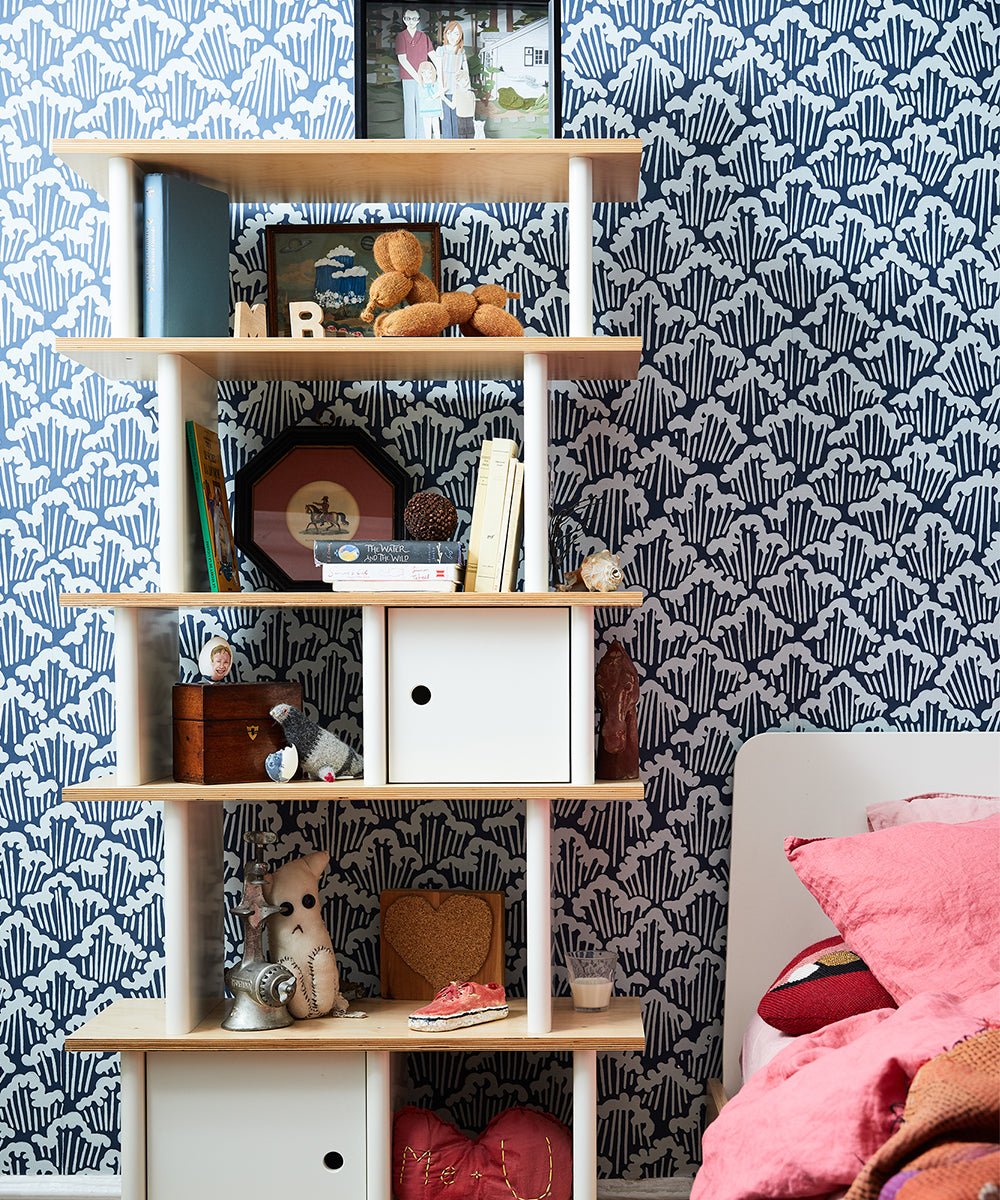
[172,681,303,785]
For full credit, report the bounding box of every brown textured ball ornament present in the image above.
[404,491,458,540]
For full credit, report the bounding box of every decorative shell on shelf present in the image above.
[557,549,624,593]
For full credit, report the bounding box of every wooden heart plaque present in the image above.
[380,889,505,1000]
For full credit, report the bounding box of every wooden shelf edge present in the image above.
[54,336,642,384]
[65,996,646,1053]
[62,778,645,803]
[51,138,643,204]
[59,589,645,609]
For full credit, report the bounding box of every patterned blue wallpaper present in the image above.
[1,0,998,1181]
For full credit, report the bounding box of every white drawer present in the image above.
[146,1051,367,1197]
[387,608,571,783]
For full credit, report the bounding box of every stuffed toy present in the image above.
[263,850,349,1019]
[361,227,524,337]
[269,703,363,780]
[373,285,524,338]
[359,229,438,323]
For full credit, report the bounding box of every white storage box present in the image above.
[147,1051,367,1197]
[387,608,571,783]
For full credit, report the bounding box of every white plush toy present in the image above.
[263,850,349,1019]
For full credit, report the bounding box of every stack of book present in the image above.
[313,539,467,592]
[465,438,524,592]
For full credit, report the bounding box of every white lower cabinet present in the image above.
[387,607,571,783]
[145,1051,368,1197]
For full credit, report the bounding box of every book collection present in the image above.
[310,438,524,594]
[157,163,526,597]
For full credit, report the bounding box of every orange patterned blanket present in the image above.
[846,1026,999,1200]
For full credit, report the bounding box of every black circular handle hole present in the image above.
[411,685,432,705]
[323,1151,345,1171]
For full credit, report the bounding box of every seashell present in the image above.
[578,550,624,592]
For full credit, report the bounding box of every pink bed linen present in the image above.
[693,985,1000,1200]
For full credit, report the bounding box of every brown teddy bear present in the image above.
[362,228,524,337]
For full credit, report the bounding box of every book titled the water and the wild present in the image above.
[313,540,467,565]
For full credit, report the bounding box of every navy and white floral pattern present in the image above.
[1,0,997,1179]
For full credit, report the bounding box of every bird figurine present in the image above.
[269,704,364,781]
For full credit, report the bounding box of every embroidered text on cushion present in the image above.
[392,1105,572,1200]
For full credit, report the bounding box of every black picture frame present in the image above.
[265,222,441,338]
[234,428,410,590]
[355,1,561,141]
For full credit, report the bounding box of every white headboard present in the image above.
[721,730,1000,1099]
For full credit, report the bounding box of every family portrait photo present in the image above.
[356,2,558,140]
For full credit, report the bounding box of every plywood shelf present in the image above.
[52,138,642,204]
[59,589,645,610]
[65,997,645,1053]
[62,777,644,804]
[54,336,642,384]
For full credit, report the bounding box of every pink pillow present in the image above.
[867,791,1000,830]
[785,814,1000,1004]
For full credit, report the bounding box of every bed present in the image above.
[697,730,1000,1200]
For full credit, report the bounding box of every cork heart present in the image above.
[383,894,493,991]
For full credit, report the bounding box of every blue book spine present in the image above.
[143,173,231,337]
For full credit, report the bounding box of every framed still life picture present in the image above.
[233,428,410,590]
[355,1,560,141]
[265,223,441,338]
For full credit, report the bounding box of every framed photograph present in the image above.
[265,223,441,338]
[233,428,410,590]
[355,1,560,141]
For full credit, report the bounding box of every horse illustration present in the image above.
[304,496,349,533]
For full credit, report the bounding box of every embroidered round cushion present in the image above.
[392,1106,572,1200]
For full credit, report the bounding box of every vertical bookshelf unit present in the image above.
[53,139,646,1200]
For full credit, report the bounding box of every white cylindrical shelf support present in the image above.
[114,606,142,788]
[157,353,219,593]
[522,352,549,593]
[568,156,594,338]
[108,156,141,338]
[362,606,388,785]
[366,1052,393,1200]
[164,800,224,1036]
[119,1051,147,1200]
[571,606,596,784]
[573,1049,598,1200]
[525,795,552,1034]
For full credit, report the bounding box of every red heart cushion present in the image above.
[392,1106,572,1200]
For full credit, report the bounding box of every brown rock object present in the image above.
[404,491,459,540]
[595,640,639,781]
[373,302,451,337]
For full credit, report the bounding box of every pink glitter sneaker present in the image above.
[407,981,509,1032]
